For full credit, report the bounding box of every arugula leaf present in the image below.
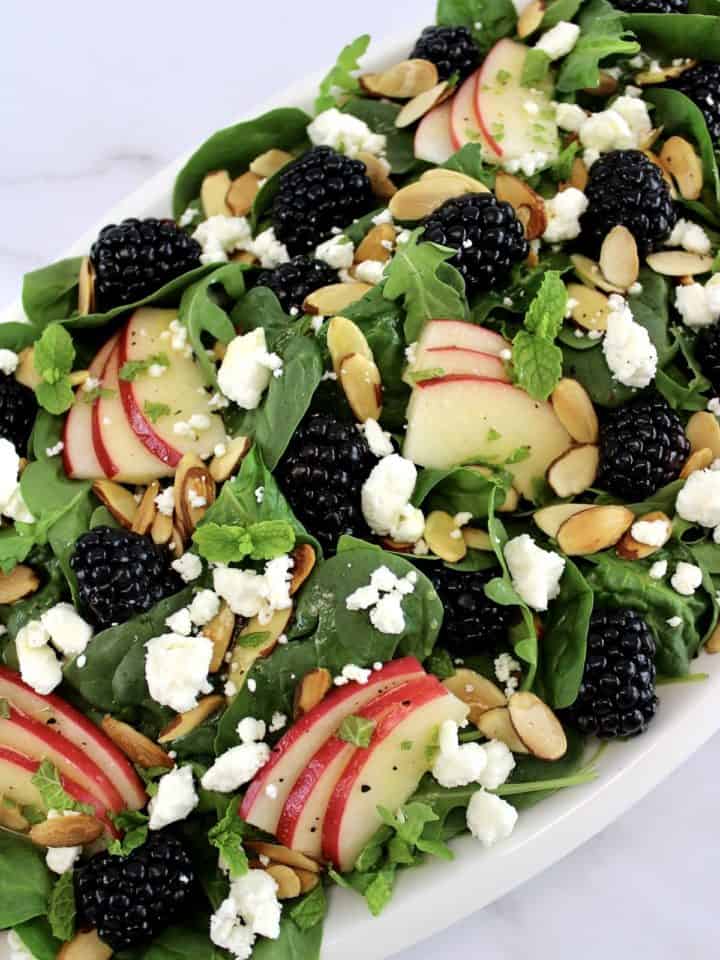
[288,884,327,931]
[144,401,172,423]
[119,353,169,383]
[437,0,517,55]
[315,35,370,113]
[31,760,93,814]
[47,871,76,942]
[33,323,76,414]
[383,229,468,342]
[208,797,249,879]
[108,810,150,856]
[442,143,495,188]
[557,0,640,93]
[338,714,376,747]
[192,519,295,564]
[511,271,567,400]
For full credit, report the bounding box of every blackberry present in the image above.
[271,147,375,255]
[570,607,658,739]
[0,374,37,454]
[90,218,201,312]
[427,565,513,656]
[598,394,689,501]
[255,256,338,315]
[75,832,195,951]
[581,150,677,256]
[615,0,686,11]
[70,526,182,629]
[276,413,377,553]
[671,62,720,142]
[423,193,528,295]
[410,25,480,83]
[697,324,720,393]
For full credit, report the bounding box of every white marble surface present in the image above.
[2,1,719,957]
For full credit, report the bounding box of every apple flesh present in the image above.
[411,346,510,382]
[415,99,455,165]
[240,657,426,835]
[450,68,491,152]
[118,307,225,466]
[62,335,117,480]
[403,375,572,499]
[322,676,468,871]
[417,319,510,356]
[0,667,146,811]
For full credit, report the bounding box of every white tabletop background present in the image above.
[1,1,719,957]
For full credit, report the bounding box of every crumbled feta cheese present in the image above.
[670,561,703,596]
[602,294,657,388]
[155,486,175,516]
[269,711,287,733]
[666,615,683,628]
[82,376,102,393]
[667,219,711,255]
[213,555,293,623]
[40,603,93,656]
[179,206,199,227]
[359,418,393,458]
[369,591,406,634]
[708,397,720,416]
[361,454,425,543]
[145,633,213,712]
[45,441,64,458]
[165,607,193,636]
[308,108,387,158]
[315,235,355,270]
[579,97,651,166]
[0,438,32,522]
[218,328,280,410]
[148,765,198,830]
[542,187,588,243]
[237,717,267,744]
[494,652,521,697]
[503,151,551,177]
[372,208,394,226]
[476,740,516,790]
[353,259,386,285]
[210,896,256,960]
[432,720,486,788]
[250,228,289,269]
[649,559,668,580]
[148,363,167,378]
[172,552,202,582]
[466,789,518,847]
[346,584,380,610]
[46,844,82,874]
[15,622,63,694]
[675,282,715,330]
[188,491,207,509]
[0,349,18,375]
[190,590,221,626]
[630,518,670,547]
[334,664,372,686]
[193,216,252,265]
[676,468,720,527]
[504,534,565,611]
[201,742,270,792]
[555,102,586,133]
[535,21,580,59]
[247,678,257,693]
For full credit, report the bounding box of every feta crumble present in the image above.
[466,789,518,847]
[667,219,712,255]
[361,453,425,543]
[46,845,82,875]
[602,294,657,388]
[40,603,93,656]
[504,534,565,611]
[15,622,63,695]
[432,720,487,788]
[148,765,199,830]
[307,108,387,158]
[670,561,703,596]
[630,518,670,547]
[649,559,668,580]
[193,216,252,265]
[542,187,588,243]
[353,259,386,286]
[172,552,203,582]
[535,21,580,59]
[0,349,19,375]
[190,589,221,626]
[217,328,281,410]
[334,664,372,686]
[201,741,270,792]
[213,555,293,624]
[359,418,394,458]
[315,234,355,270]
[145,633,213,712]
[676,468,720,527]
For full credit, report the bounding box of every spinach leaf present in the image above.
[11,919,62,960]
[442,143,496,188]
[0,830,52,927]
[173,108,311,217]
[0,560,65,651]
[251,917,324,960]
[621,13,720,61]
[412,465,512,517]
[341,98,419,175]
[436,0,517,55]
[316,35,371,113]
[557,0,640,93]
[288,884,327,931]
[540,558,593,709]
[472,251,571,324]
[0,323,41,354]
[542,0,585,28]
[130,926,225,960]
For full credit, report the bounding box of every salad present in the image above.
[3,0,720,957]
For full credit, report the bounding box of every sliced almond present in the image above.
[78,257,96,316]
[686,411,720,457]
[443,668,507,725]
[231,249,260,265]
[58,930,113,960]
[546,444,599,498]
[30,814,104,847]
[424,510,467,563]
[131,481,159,535]
[339,352,383,422]
[636,60,696,85]
[15,347,42,390]
[551,378,599,443]
[295,867,320,893]
[396,81,450,128]
[646,251,713,277]
[561,156,589,192]
[205,602,237,673]
[227,606,292,695]
[266,863,302,899]
[680,446,714,479]
[566,283,610,333]
[327,316,373,376]
[517,0,545,37]
[381,537,413,552]
[290,543,316,595]
[250,149,294,178]
[599,225,639,291]
[361,59,439,99]
[173,453,204,535]
[246,840,322,874]
[640,127,664,151]
[494,172,547,240]
[357,151,397,200]
[421,168,490,193]
[355,223,396,263]
[462,527,493,550]
[294,667,332,719]
[201,170,232,217]
[616,510,671,561]
[533,503,593,539]
[571,254,625,294]
[389,174,486,221]
[583,71,618,97]
[557,504,634,556]
[178,465,216,538]
[158,694,226,743]
[68,369,90,388]
[102,715,173,769]
[91,479,138,529]
[209,436,251,482]
[0,565,40,604]
[171,523,186,557]
[476,706,529,754]
[706,622,720,654]
[0,803,30,833]
[304,282,372,316]
[659,136,704,201]
[508,691,567,761]
[226,171,261,217]
[151,510,174,545]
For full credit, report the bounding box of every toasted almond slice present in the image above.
[533,503,593,539]
[250,149,294,178]
[294,667,333,719]
[583,71,618,97]
[339,353,383,423]
[246,841,322,873]
[546,444,599,498]
[327,316,373,376]
[686,410,720,457]
[476,707,529,754]
[390,171,489,220]
[151,510,174,545]
[381,537,413,552]
[0,565,40,604]
[209,436,251,483]
[551,378,599,444]
[616,510,671,560]
[561,156,589,193]
[0,803,29,833]
[30,814,104,847]
[424,510,467,563]
[355,223,396,263]
[101,715,173,769]
[494,172,547,240]
[421,168,490,193]
[290,543,315,595]
[357,151,397,199]
[304,282,372,316]
[266,863,302,899]
[659,136,704,201]
[571,254,626,294]
[131,481,159,535]
[228,606,292,695]
[201,170,232,217]
[205,602,237,673]
[230,250,259,265]
[646,251,713,277]
[158,694,226,743]
[443,668,507,725]
[706,622,720,653]
[92,479,138,529]
[68,369,90,388]
[680,446,714,478]
[396,81,450,128]
[463,527,493,550]
[557,504,634,556]
[15,347,41,390]
[178,465,216,537]
[173,453,204,537]
[361,59,439,99]
[566,282,610,332]
[636,59,696,85]
[58,930,113,960]
[599,225,639,290]
[226,171,261,217]
[295,867,320,892]
[78,257,96,316]
[508,691,567,761]
[171,524,186,557]
[517,0,545,37]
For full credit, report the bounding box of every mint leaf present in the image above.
[119,353,169,382]
[143,401,171,423]
[34,323,74,384]
[525,271,567,340]
[557,0,639,93]
[363,867,395,916]
[249,520,296,560]
[236,631,271,649]
[289,884,327,931]
[316,34,371,113]
[337,715,375,748]
[108,810,149,857]
[192,522,254,564]
[48,871,76,942]
[512,330,563,401]
[208,797,248,879]
[31,761,93,814]
[522,49,551,86]
[35,379,75,415]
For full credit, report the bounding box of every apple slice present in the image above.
[415,99,455,165]
[474,38,559,165]
[323,676,468,871]
[240,657,426,835]
[417,319,510,356]
[412,346,510,382]
[403,375,572,498]
[0,707,124,813]
[62,335,118,480]
[0,667,146,811]
[118,307,225,466]
[450,68,491,152]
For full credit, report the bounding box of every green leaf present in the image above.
[363,867,396,916]
[316,35,371,113]
[236,630,272,649]
[540,558,593,709]
[289,884,327,931]
[542,0,585,27]
[425,648,456,680]
[252,916,324,960]
[249,520,297,560]
[21,258,84,331]
[119,353,169,383]
[0,697,9,718]
[621,12,720,61]
[412,464,512,517]
[442,144,495,188]
[512,330,563,401]
[207,797,249,879]
[143,401,172,423]
[341,98,419,175]
[47,871,76,942]
[31,760,93,814]
[557,0,640,93]
[338,714,376,747]
[551,140,580,181]
[34,323,75,383]
[437,0,518,55]
[192,519,296,564]
[0,832,53,927]
[108,810,150,857]
[34,380,74,415]
[11,919,62,960]
[525,271,567,340]
[522,48,551,86]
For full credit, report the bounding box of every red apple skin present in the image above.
[450,69,490,152]
[0,707,125,813]
[62,335,118,480]
[0,667,146,811]
[418,319,510,356]
[92,342,121,478]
